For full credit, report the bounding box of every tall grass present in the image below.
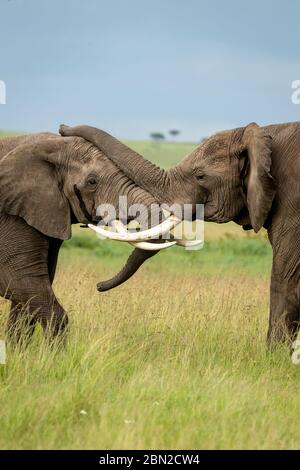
[0,136,299,449]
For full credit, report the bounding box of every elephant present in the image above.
[0,131,178,343]
[60,122,300,347]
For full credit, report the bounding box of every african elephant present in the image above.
[0,132,175,343]
[60,122,300,347]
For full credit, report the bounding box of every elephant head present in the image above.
[1,131,184,236]
[59,123,276,289]
[0,132,184,290]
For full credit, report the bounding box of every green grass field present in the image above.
[0,135,299,450]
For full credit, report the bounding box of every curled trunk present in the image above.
[97,247,157,292]
[59,124,176,292]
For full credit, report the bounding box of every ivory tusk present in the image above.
[129,239,203,251]
[88,214,181,242]
[129,240,177,251]
[176,239,203,247]
[112,220,202,250]
[112,220,176,251]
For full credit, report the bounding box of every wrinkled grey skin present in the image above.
[0,133,158,342]
[60,122,300,347]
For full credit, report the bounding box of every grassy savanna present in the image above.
[0,134,299,450]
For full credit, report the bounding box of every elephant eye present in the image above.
[196,173,205,181]
[87,176,98,187]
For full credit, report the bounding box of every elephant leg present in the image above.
[0,215,68,344]
[6,301,37,345]
[267,274,300,348]
[5,238,63,345]
[37,293,69,341]
[43,239,68,341]
[7,277,69,343]
[48,238,63,285]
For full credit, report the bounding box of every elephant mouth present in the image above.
[73,184,203,251]
[204,201,233,223]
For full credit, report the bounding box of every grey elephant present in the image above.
[0,132,177,342]
[60,122,300,347]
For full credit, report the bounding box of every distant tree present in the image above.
[150,132,165,142]
[168,129,180,139]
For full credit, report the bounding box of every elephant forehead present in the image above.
[67,148,125,184]
[201,134,233,165]
[69,138,106,162]
[205,133,229,154]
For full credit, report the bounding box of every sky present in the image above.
[1,0,300,141]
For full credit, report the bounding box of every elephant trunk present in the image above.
[59,124,185,292]
[59,124,170,202]
[96,186,166,291]
[97,247,157,292]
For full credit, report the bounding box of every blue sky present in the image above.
[1,0,300,141]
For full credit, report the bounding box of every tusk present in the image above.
[110,219,131,234]
[129,241,177,251]
[112,220,176,251]
[88,214,181,242]
[112,220,202,249]
[176,239,203,247]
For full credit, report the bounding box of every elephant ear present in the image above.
[0,138,71,240]
[240,123,275,233]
